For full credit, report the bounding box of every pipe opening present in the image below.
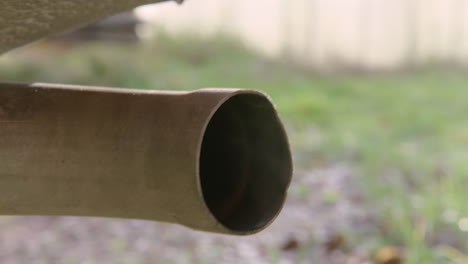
[199,93,292,233]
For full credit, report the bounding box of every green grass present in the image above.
[1,34,467,263]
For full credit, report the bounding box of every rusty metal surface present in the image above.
[0,82,292,235]
[0,0,174,54]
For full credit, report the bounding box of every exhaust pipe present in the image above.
[0,83,292,235]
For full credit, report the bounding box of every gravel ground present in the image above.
[0,164,377,264]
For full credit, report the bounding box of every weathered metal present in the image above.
[0,0,178,54]
[0,82,292,235]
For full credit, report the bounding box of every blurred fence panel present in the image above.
[136,0,468,71]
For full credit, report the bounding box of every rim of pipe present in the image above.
[197,89,292,234]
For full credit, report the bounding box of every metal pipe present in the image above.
[0,83,292,235]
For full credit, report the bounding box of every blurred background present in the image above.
[0,0,467,263]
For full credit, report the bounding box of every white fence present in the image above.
[137,0,468,70]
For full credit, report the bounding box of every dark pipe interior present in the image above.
[199,93,292,233]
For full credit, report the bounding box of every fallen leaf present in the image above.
[324,233,345,254]
[375,246,404,264]
[281,237,299,251]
